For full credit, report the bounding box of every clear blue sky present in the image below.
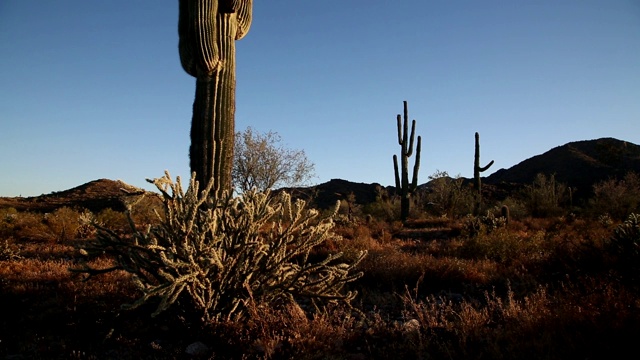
[1,1,639,197]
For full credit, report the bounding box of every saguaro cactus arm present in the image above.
[411,136,422,192]
[473,132,494,191]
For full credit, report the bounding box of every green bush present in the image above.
[73,171,366,323]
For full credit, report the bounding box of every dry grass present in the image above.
[1,209,639,359]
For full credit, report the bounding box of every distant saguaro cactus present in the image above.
[393,101,422,222]
[501,204,510,225]
[473,132,494,215]
[178,0,253,199]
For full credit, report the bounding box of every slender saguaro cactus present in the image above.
[178,0,253,199]
[393,101,422,222]
[473,132,494,215]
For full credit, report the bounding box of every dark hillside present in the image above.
[277,178,389,209]
[0,179,156,213]
[2,138,638,213]
[486,138,640,198]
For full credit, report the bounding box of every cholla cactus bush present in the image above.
[72,171,366,323]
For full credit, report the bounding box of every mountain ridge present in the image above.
[1,137,638,212]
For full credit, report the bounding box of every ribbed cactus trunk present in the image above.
[393,101,421,222]
[473,132,494,215]
[178,0,252,199]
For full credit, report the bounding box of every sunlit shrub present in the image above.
[128,193,164,226]
[0,237,22,260]
[44,206,83,242]
[11,211,51,242]
[73,172,366,323]
[94,208,129,232]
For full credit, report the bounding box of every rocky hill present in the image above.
[486,137,640,199]
[1,138,638,212]
[0,179,157,213]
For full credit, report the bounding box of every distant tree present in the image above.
[232,127,316,193]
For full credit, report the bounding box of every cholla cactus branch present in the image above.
[71,171,365,323]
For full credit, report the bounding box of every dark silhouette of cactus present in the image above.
[501,204,510,225]
[393,101,422,222]
[474,132,494,215]
[178,0,253,198]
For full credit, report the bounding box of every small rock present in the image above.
[185,341,210,356]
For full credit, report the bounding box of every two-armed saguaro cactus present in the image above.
[393,101,422,222]
[473,132,494,215]
[178,0,253,199]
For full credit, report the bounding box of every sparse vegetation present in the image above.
[72,172,365,324]
[2,169,640,359]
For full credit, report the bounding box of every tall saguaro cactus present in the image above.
[178,0,253,199]
[473,132,494,215]
[393,101,422,222]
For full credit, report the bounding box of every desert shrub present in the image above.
[461,211,507,238]
[75,210,97,239]
[458,225,548,266]
[0,237,22,260]
[606,213,640,286]
[0,207,19,237]
[423,170,475,218]
[11,211,52,242]
[128,193,164,226]
[522,173,568,218]
[73,171,366,323]
[362,186,398,222]
[44,206,83,242]
[94,208,129,232]
[500,197,527,220]
[402,285,557,359]
[590,172,640,220]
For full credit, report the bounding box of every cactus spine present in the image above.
[393,101,422,222]
[178,0,253,198]
[473,132,494,215]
